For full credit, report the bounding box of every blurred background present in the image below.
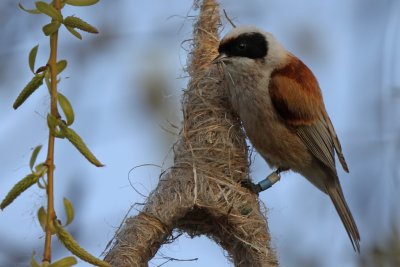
[1,0,399,266]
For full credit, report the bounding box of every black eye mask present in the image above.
[218,32,268,59]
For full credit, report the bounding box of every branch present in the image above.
[104,1,278,266]
[43,0,61,262]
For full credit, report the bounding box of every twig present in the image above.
[128,164,163,198]
[156,253,198,267]
[43,0,61,263]
[223,9,236,28]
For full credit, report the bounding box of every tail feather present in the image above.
[327,181,360,252]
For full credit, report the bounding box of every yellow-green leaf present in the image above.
[60,124,104,167]
[37,177,47,189]
[31,252,41,267]
[65,0,99,6]
[65,26,82,40]
[13,75,44,109]
[46,114,66,138]
[43,21,61,36]
[49,256,77,267]
[57,60,68,74]
[19,3,41,14]
[44,73,51,90]
[34,163,48,177]
[0,173,40,210]
[47,115,65,138]
[57,93,75,126]
[38,206,57,235]
[35,65,48,74]
[29,45,39,73]
[54,220,111,267]
[37,206,47,231]
[47,113,60,133]
[29,145,42,171]
[35,1,63,21]
[63,197,74,226]
[63,16,98,34]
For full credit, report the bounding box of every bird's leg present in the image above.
[276,167,288,174]
[241,167,288,194]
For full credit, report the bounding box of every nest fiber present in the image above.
[105,1,278,266]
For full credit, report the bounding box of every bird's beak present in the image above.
[212,53,228,64]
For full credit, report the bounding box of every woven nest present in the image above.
[104,1,278,266]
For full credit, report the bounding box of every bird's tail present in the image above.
[327,180,361,252]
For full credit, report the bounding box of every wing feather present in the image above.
[324,113,349,172]
[269,55,348,172]
[297,121,335,172]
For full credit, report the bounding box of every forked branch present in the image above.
[104,1,278,266]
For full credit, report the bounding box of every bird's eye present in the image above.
[238,42,246,50]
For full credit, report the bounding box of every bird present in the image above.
[213,25,360,252]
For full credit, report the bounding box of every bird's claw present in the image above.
[240,179,262,194]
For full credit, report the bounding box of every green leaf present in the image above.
[56,60,68,74]
[31,252,41,267]
[29,145,42,171]
[35,1,63,21]
[49,256,77,267]
[37,177,47,189]
[0,173,40,210]
[65,26,82,40]
[38,206,57,234]
[65,0,99,6]
[59,124,104,167]
[29,45,39,73]
[34,163,48,177]
[35,65,48,74]
[47,113,59,128]
[18,3,41,14]
[42,21,61,36]
[63,16,98,34]
[13,75,44,109]
[47,113,65,138]
[37,206,47,231]
[63,198,74,226]
[54,220,111,267]
[45,74,51,90]
[57,93,75,126]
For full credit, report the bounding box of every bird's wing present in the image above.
[268,55,348,172]
[323,113,349,172]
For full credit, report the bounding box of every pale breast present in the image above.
[224,64,312,170]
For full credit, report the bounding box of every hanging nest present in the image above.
[104,0,278,266]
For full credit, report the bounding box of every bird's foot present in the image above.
[241,168,286,194]
[257,171,281,192]
[240,179,262,194]
[276,167,288,174]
